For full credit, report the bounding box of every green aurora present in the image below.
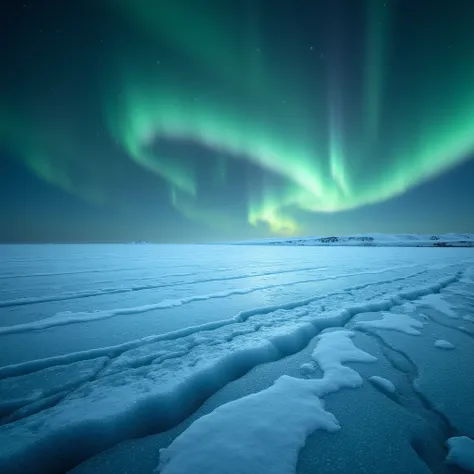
[2,0,474,237]
[106,0,474,234]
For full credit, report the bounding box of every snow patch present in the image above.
[157,376,339,474]
[368,376,396,394]
[419,293,459,318]
[434,339,455,350]
[299,363,315,376]
[355,312,424,335]
[310,330,377,392]
[446,436,474,471]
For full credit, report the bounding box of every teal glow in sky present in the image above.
[1,0,474,241]
[108,0,474,234]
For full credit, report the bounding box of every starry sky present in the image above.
[1,0,474,243]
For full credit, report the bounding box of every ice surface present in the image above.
[0,245,473,474]
[355,312,424,335]
[298,349,439,474]
[0,264,330,309]
[0,265,421,336]
[72,331,438,474]
[434,339,455,349]
[352,301,474,437]
[446,436,474,471]
[368,375,396,394]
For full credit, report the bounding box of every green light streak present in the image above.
[0,111,106,204]
[2,1,473,237]
[106,35,474,233]
[364,0,391,141]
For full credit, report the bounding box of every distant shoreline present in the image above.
[230,233,474,248]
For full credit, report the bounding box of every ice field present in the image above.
[0,244,474,473]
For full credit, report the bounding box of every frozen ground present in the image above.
[0,244,473,474]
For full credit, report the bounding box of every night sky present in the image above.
[1,0,474,243]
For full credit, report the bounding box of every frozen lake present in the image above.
[0,244,473,473]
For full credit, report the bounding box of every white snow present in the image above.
[299,362,315,375]
[355,312,424,335]
[157,376,340,474]
[434,339,455,349]
[310,330,377,392]
[368,376,396,394]
[446,436,474,471]
[419,293,459,318]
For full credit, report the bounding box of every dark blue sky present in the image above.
[1,0,474,242]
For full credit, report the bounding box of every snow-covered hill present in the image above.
[236,233,474,247]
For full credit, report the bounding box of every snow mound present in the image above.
[157,376,339,474]
[299,363,315,376]
[158,330,376,474]
[446,437,474,471]
[311,330,377,392]
[434,339,455,350]
[419,293,459,318]
[355,313,424,335]
[368,376,396,394]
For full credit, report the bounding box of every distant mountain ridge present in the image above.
[236,233,474,247]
